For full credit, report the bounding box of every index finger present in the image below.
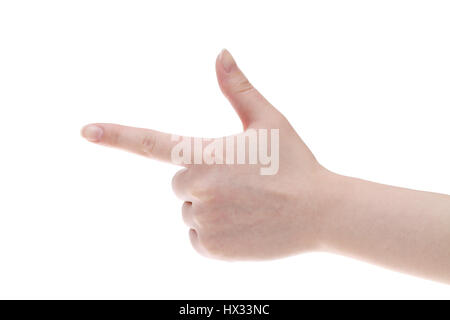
[81,123,190,166]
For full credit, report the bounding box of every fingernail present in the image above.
[81,124,103,142]
[219,49,235,73]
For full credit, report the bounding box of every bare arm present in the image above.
[320,172,450,283]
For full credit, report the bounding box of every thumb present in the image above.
[215,49,280,129]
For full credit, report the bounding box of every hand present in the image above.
[81,49,328,260]
[82,50,450,284]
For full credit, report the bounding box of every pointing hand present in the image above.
[82,50,450,285]
[81,49,324,260]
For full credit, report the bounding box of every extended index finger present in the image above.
[81,123,189,166]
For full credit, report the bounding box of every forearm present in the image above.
[319,172,450,283]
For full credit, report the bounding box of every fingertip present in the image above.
[217,48,236,73]
[215,49,236,98]
[81,124,103,142]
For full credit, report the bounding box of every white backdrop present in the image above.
[0,1,449,299]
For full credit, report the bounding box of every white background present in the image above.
[0,1,449,299]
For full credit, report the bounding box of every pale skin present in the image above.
[81,49,450,284]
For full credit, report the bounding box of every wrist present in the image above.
[312,169,357,251]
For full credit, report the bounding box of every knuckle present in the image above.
[140,134,156,156]
[171,169,185,187]
[171,168,190,194]
[191,187,215,203]
[192,177,219,202]
[236,78,255,94]
[189,179,210,199]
